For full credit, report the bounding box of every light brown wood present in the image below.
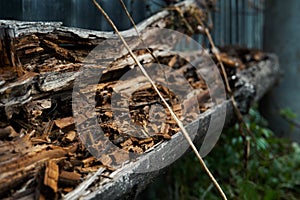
[0,25,23,80]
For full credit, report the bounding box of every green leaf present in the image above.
[239,180,260,200]
[263,188,279,200]
[256,137,269,150]
[280,108,298,120]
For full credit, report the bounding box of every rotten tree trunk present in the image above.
[0,2,212,198]
[0,0,280,199]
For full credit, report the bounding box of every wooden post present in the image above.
[0,25,23,81]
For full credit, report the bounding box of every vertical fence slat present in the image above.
[211,0,263,48]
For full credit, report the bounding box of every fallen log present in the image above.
[0,0,207,118]
[0,0,280,199]
[78,54,280,200]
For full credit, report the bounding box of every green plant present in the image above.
[280,108,297,121]
[280,107,299,131]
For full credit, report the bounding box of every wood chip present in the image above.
[104,111,113,118]
[82,157,96,167]
[60,170,81,181]
[160,123,170,134]
[59,170,81,186]
[0,126,18,139]
[138,137,153,145]
[168,55,177,67]
[253,51,265,61]
[219,53,244,68]
[54,117,74,129]
[128,146,143,154]
[24,47,44,54]
[62,187,74,193]
[44,160,59,192]
[142,140,155,150]
[156,133,172,140]
[172,104,182,112]
[75,166,103,173]
[121,139,133,147]
[63,131,77,143]
[42,39,76,62]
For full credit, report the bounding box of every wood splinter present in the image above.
[0,25,24,80]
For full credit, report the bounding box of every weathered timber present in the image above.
[0,0,281,199]
[0,142,77,195]
[76,54,280,200]
[0,0,207,119]
[0,1,212,198]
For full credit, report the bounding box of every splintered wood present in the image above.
[0,25,23,79]
[0,33,212,200]
[0,4,271,200]
[44,160,59,192]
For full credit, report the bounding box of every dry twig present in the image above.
[203,25,252,169]
[64,167,105,200]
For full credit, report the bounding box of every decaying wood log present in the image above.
[79,54,280,200]
[0,0,208,119]
[0,0,280,199]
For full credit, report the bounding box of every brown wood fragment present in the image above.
[82,157,96,167]
[63,131,77,143]
[219,53,244,68]
[15,34,40,51]
[128,146,143,154]
[104,111,113,118]
[43,120,54,140]
[168,55,177,67]
[60,170,81,181]
[75,166,103,173]
[41,39,77,62]
[138,137,153,145]
[172,104,182,112]
[44,160,59,192]
[0,135,32,157]
[155,133,172,140]
[253,51,266,62]
[0,25,23,79]
[160,123,170,134]
[0,145,77,195]
[121,139,133,147]
[63,187,74,193]
[59,170,81,186]
[25,46,44,55]
[54,117,74,129]
[0,126,18,139]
